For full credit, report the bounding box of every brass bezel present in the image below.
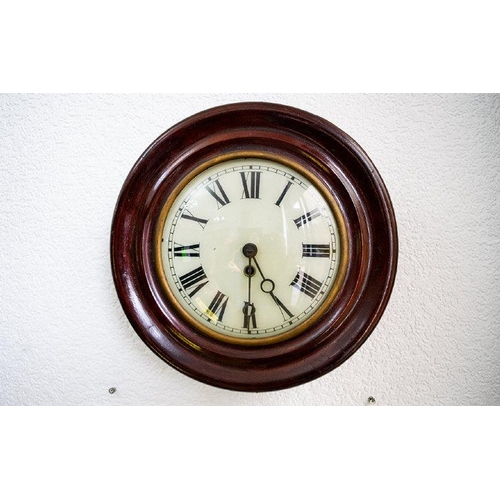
[155,151,349,346]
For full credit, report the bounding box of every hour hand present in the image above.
[269,293,293,320]
[242,243,294,322]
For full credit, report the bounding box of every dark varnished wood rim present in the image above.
[110,102,398,392]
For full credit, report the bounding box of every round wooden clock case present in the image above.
[110,102,398,392]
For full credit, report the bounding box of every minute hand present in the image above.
[251,256,293,320]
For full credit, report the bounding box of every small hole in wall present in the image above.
[109,387,116,394]
[367,396,376,405]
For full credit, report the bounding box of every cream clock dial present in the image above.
[158,157,342,344]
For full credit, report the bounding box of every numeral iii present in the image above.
[302,244,330,258]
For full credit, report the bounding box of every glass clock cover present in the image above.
[158,157,343,344]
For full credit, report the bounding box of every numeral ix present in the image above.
[174,243,200,257]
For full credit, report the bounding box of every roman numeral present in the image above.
[243,302,257,329]
[290,270,323,299]
[302,244,331,258]
[275,181,292,207]
[179,266,209,297]
[173,243,200,257]
[294,208,321,228]
[240,171,261,199]
[181,210,208,229]
[206,179,230,208]
[206,291,229,322]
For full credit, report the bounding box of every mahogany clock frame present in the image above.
[110,102,398,392]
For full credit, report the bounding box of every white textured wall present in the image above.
[1,93,499,405]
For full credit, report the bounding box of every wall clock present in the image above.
[110,102,398,392]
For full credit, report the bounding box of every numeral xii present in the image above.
[240,171,261,199]
[174,243,200,257]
